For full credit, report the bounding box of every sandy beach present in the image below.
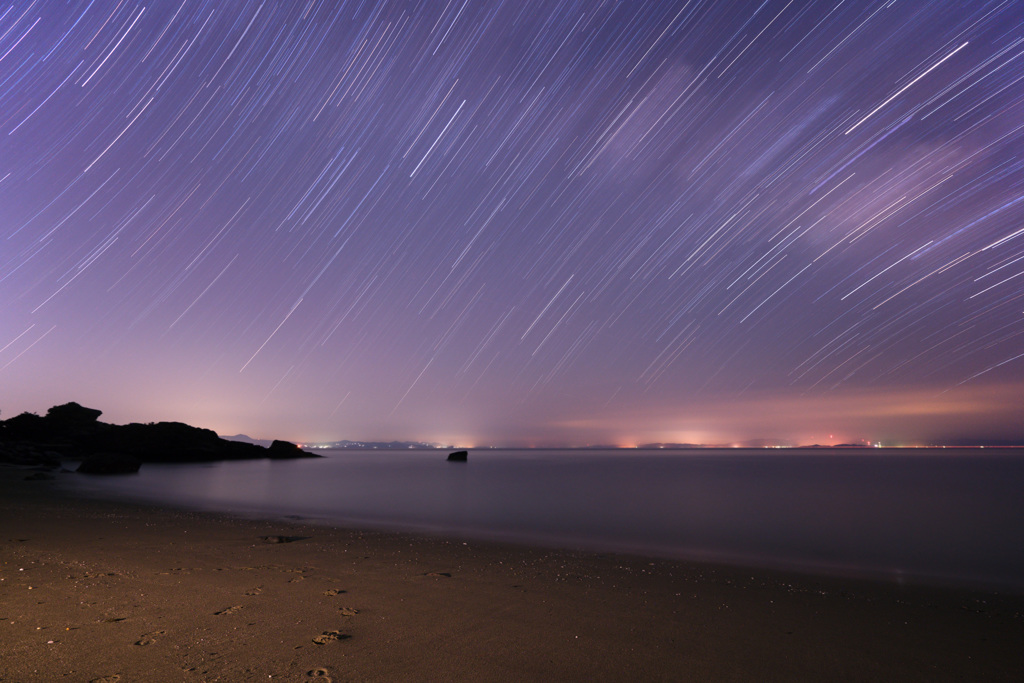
[2,465,1022,682]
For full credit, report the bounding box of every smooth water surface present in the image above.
[62,448,1024,591]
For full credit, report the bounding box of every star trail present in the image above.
[2,0,1023,446]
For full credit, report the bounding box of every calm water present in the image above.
[61,448,1024,591]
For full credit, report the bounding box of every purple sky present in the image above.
[2,1,1023,446]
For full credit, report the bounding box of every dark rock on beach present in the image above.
[84,422,319,465]
[446,450,468,462]
[1,401,319,472]
[84,420,273,463]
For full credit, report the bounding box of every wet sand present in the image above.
[2,464,1022,682]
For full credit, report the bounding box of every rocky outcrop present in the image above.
[0,402,318,472]
[1,402,106,462]
[84,421,264,463]
[446,450,468,462]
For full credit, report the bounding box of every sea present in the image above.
[60,448,1024,593]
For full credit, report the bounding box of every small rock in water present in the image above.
[446,450,468,462]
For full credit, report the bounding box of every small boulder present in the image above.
[446,450,468,462]
[77,453,141,474]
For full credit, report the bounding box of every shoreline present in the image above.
[55,448,1024,597]
[61,476,1024,599]
[3,464,1023,681]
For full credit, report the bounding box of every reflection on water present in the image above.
[62,448,1024,591]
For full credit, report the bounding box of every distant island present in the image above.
[0,402,317,474]
[303,439,447,450]
[299,440,1024,450]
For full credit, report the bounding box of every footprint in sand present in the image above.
[259,535,309,544]
[245,587,263,596]
[89,676,120,683]
[307,668,332,681]
[312,630,350,645]
[134,630,165,646]
[214,605,242,616]
[338,607,359,616]
[323,589,346,596]
[424,572,452,577]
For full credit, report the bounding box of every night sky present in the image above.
[2,0,1023,446]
